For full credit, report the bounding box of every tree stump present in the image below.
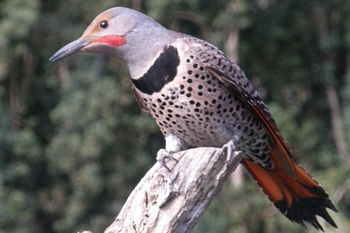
[80,147,241,233]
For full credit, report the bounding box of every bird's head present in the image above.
[50,7,170,71]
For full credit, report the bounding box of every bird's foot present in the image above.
[221,141,243,172]
[156,149,179,171]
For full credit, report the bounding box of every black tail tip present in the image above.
[275,197,338,231]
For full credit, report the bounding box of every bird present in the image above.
[50,7,338,231]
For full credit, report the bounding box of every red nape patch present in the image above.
[95,35,125,47]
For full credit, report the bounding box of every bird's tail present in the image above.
[242,149,338,231]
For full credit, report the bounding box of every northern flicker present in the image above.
[50,7,338,231]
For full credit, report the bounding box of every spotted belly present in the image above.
[142,76,274,169]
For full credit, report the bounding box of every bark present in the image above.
[78,147,241,233]
[311,1,348,157]
[325,86,348,157]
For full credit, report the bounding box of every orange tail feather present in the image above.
[242,150,338,231]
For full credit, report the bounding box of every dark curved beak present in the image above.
[49,38,90,62]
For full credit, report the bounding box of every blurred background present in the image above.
[0,0,349,232]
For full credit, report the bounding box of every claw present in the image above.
[221,140,236,162]
[221,140,243,172]
[157,149,179,171]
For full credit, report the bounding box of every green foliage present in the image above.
[0,0,39,78]
[0,0,349,233]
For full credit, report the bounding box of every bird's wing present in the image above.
[207,65,296,178]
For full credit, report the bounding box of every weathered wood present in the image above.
[80,147,241,233]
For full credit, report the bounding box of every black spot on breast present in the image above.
[132,46,180,95]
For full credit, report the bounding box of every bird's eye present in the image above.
[100,20,109,29]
